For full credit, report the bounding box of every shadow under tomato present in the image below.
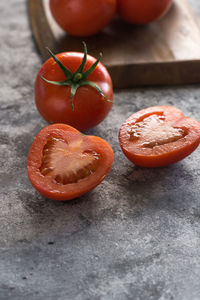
[117,160,195,213]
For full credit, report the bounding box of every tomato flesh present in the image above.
[27,124,113,201]
[119,106,200,168]
[129,114,187,148]
[40,137,101,184]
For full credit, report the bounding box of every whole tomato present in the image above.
[35,44,113,131]
[117,0,173,24]
[50,0,117,37]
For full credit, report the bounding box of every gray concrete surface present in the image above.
[1,1,200,299]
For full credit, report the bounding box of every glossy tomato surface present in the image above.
[117,0,173,24]
[27,124,114,201]
[50,0,117,36]
[119,106,200,168]
[35,52,113,131]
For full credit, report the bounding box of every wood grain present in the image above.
[28,0,200,88]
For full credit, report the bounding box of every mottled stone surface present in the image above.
[1,1,200,299]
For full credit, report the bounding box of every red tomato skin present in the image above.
[35,52,113,131]
[119,106,200,168]
[50,0,117,36]
[117,0,173,24]
[27,124,114,201]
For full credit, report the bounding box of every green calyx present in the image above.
[40,42,111,110]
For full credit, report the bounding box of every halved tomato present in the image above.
[119,106,200,168]
[27,124,113,201]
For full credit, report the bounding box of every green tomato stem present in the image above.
[41,43,111,110]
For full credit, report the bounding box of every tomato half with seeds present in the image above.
[50,0,117,37]
[119,106,200,168]
[117,0,173,24]
[27,124,114,201]
[35,44,113,131]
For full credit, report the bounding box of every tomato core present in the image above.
[40,137,100,184]
[129,114,187,148]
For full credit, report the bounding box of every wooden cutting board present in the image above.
[28,0,200,88]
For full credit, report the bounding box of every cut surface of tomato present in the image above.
[119,106,200,168]
[27,124,113,201]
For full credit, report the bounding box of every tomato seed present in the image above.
[40,137,101,184]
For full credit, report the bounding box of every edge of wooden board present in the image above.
[108,60,200,88]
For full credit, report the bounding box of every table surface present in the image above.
[1,1,200,299]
